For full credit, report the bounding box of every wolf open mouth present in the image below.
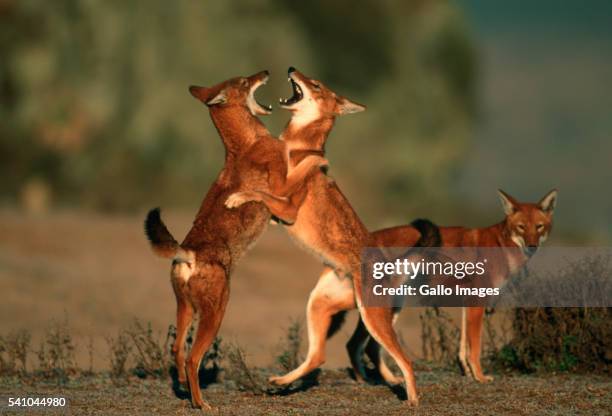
[255,94,272,113]
[279,77,303,107]
[250,81,273,114]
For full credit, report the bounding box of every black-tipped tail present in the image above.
[144,208,179,258]
[411,218,441,247]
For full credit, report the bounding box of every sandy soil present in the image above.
[0,369,610,415]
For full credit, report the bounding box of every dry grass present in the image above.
[106,319,175,382]
[420,308,460,366]
[223,342,267,395]
[35,318,77,383]
[0,318,609,414]
[275,318,303,373]
[125,319,168,378]
[85,335,95,376]
[106,330,133,381]
[0,330,30,376]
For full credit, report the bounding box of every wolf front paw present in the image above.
[407,396,419,407]
[225,191,259,209]
[191,397,213,411]
[475,374,494,383]
[268,374,291,386]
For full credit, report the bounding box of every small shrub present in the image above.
[489,255,612,373]
[126,319,167,378]
[501,254,611,307]
[481,308,513,368]
[164,324,177,359]
[106,330,132,381]
[36,319,77,383]
[164,323,221,375]
[492,307,611,373]
[84,335,95,376]
[0,330,31,375]
[223,343,266,394]
[203,336,223,374]
[275,319,303,372]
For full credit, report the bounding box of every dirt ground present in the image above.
[1,210,610,415]
[0,369,610,415]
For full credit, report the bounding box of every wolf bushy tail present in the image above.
[144,208,180,258]
[326,310,348,339]
[410,218,442,247]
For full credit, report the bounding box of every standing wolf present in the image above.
[287,188,557,385]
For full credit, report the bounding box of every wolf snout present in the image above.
[525,245,538,257]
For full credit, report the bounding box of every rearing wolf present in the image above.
[144,71,326,410]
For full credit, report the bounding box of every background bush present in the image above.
[494,308,611,373]
[0,0,474,219]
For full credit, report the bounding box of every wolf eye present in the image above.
[311,82,321,90]
[516,224,525,232]
[536,223,544,231]
[240,78,249,87]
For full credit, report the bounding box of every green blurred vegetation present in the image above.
[0,0,476,220]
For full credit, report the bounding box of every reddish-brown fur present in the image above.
[287,189,557,386]
[144,71,326,409]
[226,68,423,405]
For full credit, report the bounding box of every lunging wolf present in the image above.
[226,67,423,405]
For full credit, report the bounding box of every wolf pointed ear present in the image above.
[336,97,366,115]
[498,189,518,216]
[189,85,227,106]
[538,189,558,214]
[205,90,227,106]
